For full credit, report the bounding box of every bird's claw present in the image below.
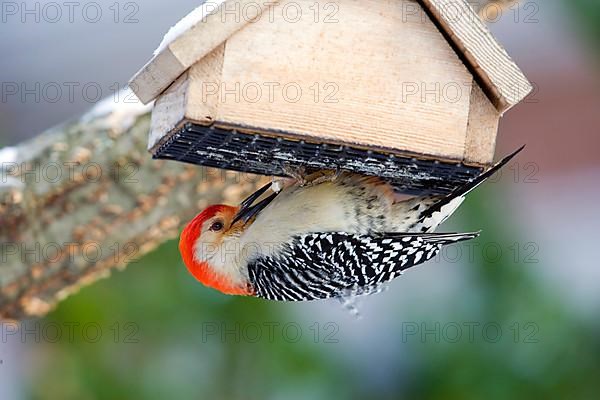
[303,168,341,187]
[281,163,341,187]
[281,163,308,186]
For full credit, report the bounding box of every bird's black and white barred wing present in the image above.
[247,231,479,301]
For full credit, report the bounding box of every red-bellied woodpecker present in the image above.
[179,146,524,300]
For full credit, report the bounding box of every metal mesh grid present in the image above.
[153,123,482,195]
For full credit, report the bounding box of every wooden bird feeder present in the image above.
[129,0,531,195]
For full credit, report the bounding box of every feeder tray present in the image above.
[154,123,483,195]
[130,0,531,195]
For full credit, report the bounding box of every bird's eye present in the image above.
[209,221,224,232]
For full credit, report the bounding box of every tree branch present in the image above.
[0,96,265,320]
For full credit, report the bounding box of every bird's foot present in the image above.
[281,163,341,187]
[281,163,308,186]
[302,168,341,187]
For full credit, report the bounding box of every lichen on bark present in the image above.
[0,110,265,320]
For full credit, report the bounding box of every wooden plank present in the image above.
[149,71,189,151]
[186,44,226,125]
[214,0,473,160]
[419,0,532,112]
[130,0,279,104]
[464,82,500,164]
[149,44,225,151]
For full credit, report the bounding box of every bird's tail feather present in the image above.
[385,231,480,243]
[411,146,525,232]
[451,145,525,199]
[419,231,481,244]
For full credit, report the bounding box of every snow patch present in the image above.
[0,146,23,188]
[84,88,152,121]
[82,88,153,132]
[0,146,18,164]
[154,1,226,56]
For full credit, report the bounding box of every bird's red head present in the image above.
[179,205,252,296]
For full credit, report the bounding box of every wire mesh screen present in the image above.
[153,123,482,195]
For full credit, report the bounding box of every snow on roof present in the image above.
[153,1,226,56]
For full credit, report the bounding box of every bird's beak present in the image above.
[231,183,279,226]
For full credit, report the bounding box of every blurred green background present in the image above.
[2,0,600,399]
[27,187,600,399]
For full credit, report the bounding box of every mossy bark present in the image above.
[0,111,265,319]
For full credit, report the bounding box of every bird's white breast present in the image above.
[239,182,357,261]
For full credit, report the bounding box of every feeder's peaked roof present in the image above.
[129,0,531,113]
